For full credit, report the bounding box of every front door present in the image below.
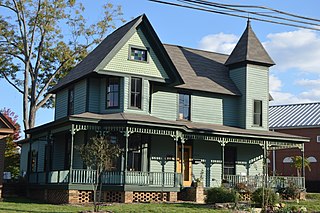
[177,145,192,187]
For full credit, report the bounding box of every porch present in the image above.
[224,174,305,190]
[28,169,182,188]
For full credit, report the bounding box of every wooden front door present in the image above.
[177,145,192,187]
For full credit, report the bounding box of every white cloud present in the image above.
[198,32,238,54]
[295,78,320,87]
[269,75,315,105]
[264,29,320,73]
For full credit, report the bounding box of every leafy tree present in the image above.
[78,135,121,212]
[291,156,311,177]
[1,108,21,179]
[0,0,124,134]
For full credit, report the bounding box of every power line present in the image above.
[148,0,320,31]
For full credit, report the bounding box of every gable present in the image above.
[102,27,169,81]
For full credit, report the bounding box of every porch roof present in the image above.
[69,112,309,143]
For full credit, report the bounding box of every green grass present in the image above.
[2,196,320,213]
[0,198,229,213]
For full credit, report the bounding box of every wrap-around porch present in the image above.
[26,117,308,191]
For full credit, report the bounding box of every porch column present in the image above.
[301,144,305,189]
[174,138,178,187]
[181,138,185,185]
[263,141,268,188]
[123,128,129,185]
[221,142,225,181]
[69,124,75,184]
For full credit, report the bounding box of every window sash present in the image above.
[106,77,120,108]
[68,88,74,115]
[130,78,142,109]
[253,100,262,126]
[178,94,190,120]
[130,48,147,62]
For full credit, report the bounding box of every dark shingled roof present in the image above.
[164,44,240,96]
[225,20,275,66]
[51,15,143,93]
[70,112,308,141]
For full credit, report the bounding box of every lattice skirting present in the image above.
[239,192,251,201]
[133,191,168,203]
[77,190,124,203]
[47,189,69,204]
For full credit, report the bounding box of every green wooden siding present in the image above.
[74,79,87,114]
[88,78,101,113]
[30,139,47,172]
[149,135,175,173]
[55,89,68,120]
[151,86,177,120]
[73,131,84,169]
[246,64,269,130]
[100,77,124,113]
[20,143,29,174]
[52,133,66,170]
[230,67,246,128]
[103,28,168,80]
[124,77,149,114]
[191,95,222,124]
[223,96,239,127]
[193,141,222,187]
[231,144,263,176]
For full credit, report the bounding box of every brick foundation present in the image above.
[168,192,177,202]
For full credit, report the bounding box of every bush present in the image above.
[206,187,238,204]
[277,183,300,199]
[252,187,278,207]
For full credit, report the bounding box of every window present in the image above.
[317,136,320,142]
[127,134,149,172]
[224,147,236,175]
[130,47,147,62]
[253,100,262,126]
[178,94,190,120]
[30,150,38,172]
[130,77,142,109]
[106,77,120,108]
[68,88,74,115]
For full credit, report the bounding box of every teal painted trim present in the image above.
[124,185,180,192]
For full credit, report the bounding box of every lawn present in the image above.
[0,198,229,213]
[1,195,320,213]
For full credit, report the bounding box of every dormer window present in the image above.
[129,45,148,62]
[106,77,120,109]
[253,100,262,126]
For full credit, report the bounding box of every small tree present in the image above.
[78,135,121,212]
[1,108,21,179]
[291,156,311,177]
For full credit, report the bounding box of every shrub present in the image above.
[252,187,278,207]
[206,187,238,204]
[277,183,300,199]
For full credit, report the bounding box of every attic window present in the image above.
[129,46,148,62]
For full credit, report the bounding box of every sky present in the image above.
[1,0,320,131]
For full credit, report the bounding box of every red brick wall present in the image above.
[269,127,320,181]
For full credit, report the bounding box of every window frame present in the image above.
[129,77,142,110]
[224,146,237,175]
[178,93,191,121]
[253,100,263,127]
[128,45,149,63]
[67,87,74,116]
[106,77,120,109]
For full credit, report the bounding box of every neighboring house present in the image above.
[269,102,320,192]
[0,113,15,198]
[20,15,309,204]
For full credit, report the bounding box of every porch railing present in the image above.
[224,175,305,190]
[28,169,182,187]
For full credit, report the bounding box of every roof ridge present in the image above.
[270,102,320,108]
[163,43,230,57]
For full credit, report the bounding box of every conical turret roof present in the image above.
[225,20,275,67]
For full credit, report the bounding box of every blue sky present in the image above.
[1,0,320,130]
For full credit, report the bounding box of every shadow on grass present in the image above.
[0,208,74,213]
[161,202,214,209]
[3,197,45,204]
